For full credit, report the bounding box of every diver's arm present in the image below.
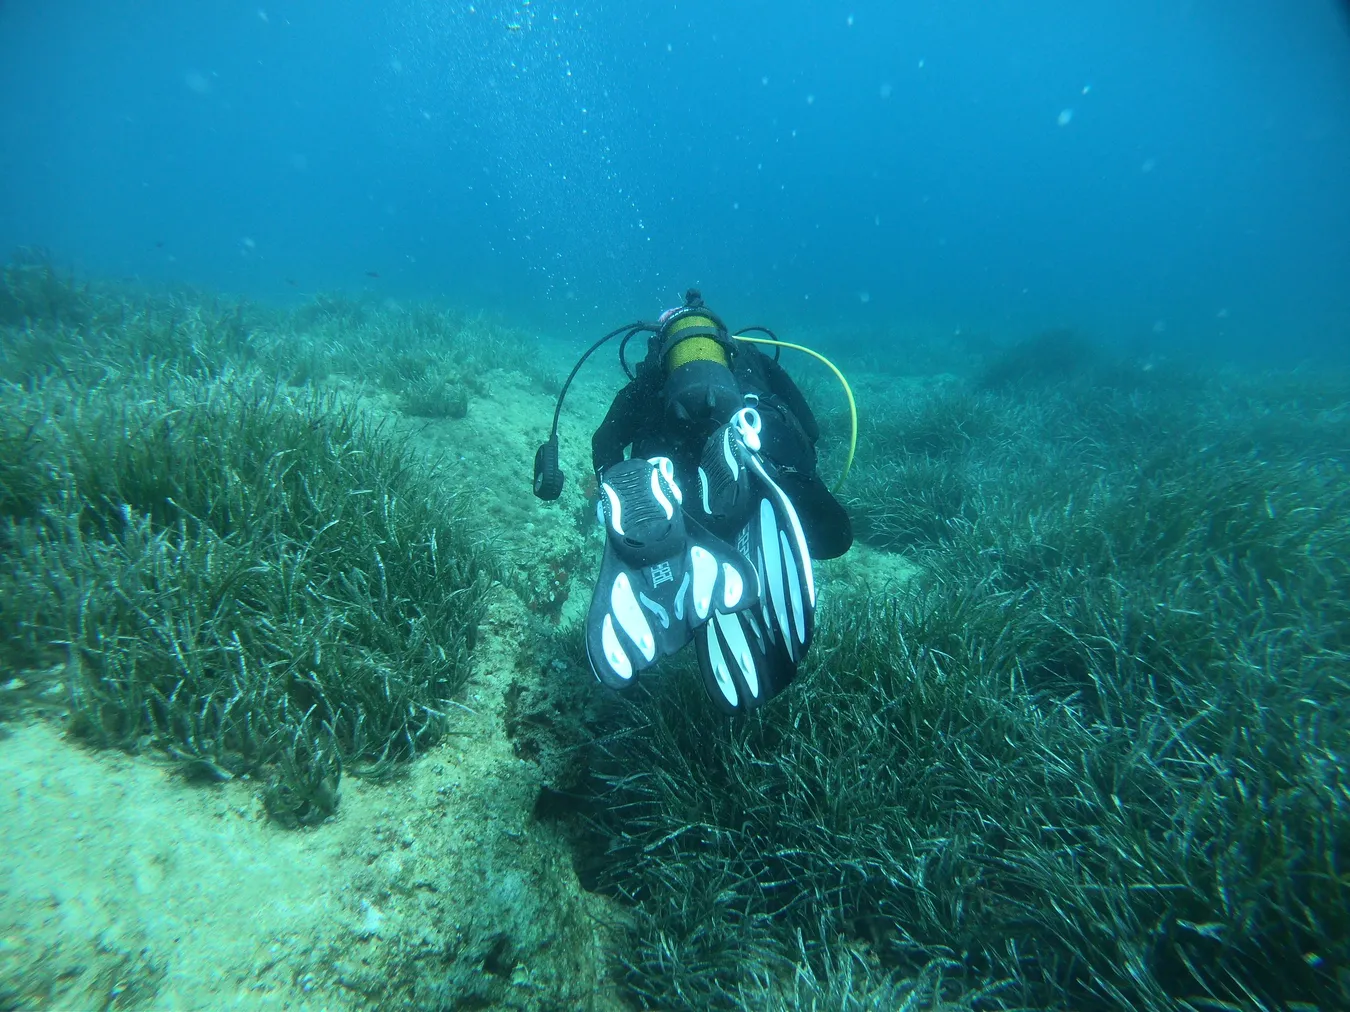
[762,355,820,443]
[592,382,644,472]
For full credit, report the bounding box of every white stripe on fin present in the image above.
[749,456,815,607]
[690,545,717,620]
[673,571,691,621]
[760,498,791,657]
[601,482,623,535]
[611,572,655,662]
[706,621,739,708]
[722,562,744,610]
[716,610,759,701]
[601,614,633,682]
[781,528,806,647]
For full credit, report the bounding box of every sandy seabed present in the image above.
[0,364,627,1011]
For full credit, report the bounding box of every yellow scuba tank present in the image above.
[659,297,743,429]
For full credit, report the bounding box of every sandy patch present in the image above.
[0,591,623,1012]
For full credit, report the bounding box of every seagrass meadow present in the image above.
[2,257,1348,1011]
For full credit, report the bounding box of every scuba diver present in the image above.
[532,289,856,714]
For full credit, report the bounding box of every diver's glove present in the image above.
[584,456,758,690]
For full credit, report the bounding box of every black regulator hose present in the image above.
[617,326,648,380]
[532,321,650,500]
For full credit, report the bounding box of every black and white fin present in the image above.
[745,453,815,664]
[694,606,799,714]
[585,457,759,690]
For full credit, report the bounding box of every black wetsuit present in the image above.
[592,337,853,560]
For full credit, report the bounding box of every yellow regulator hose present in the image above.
[732,334,857,493]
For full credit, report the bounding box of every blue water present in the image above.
[2,0,1348,360]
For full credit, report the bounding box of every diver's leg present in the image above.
[755,403,853,560]
[774,470,853,560]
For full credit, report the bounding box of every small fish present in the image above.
[155,240,165,248]
[285,278,298,286]
[365,270,380,279]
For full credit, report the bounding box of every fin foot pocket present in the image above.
[690,421,754,538]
